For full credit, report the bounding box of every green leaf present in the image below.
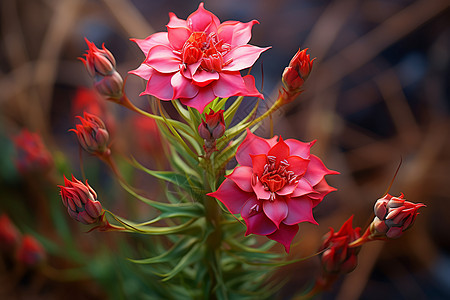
[223,96,244,127]
[161,243,204,282]
[129,237,198,264]
[211,97,229,112]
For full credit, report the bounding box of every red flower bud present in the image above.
[70,112,110,155]
[319,216,361,274]
[16,235,45,267]
[0,214,21,251]
[13,129,53,174]
[371,193,425,239]
[80,38,123,99]
[282,48,315,92]
[198,109,225,140]
[59,175,103,225]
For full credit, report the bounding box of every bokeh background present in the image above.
[0,0,449,299]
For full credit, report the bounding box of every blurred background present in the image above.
[0,0,449,299]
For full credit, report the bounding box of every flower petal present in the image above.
[171,72,199,99]
[145,45,181,73]
[167,12,188,28]
[192,69,219,87]
[291,179,317,198]
[180,86,215,113]
[239,75,264,99]
[284,139,314,159]
[222,45,270,71]
[267,223,299,253]
[277,181,298,196]
[207,179,253,214]
[309,178,337,207]
[252,178,271,200]
[236,129,270,167]
[241,198,277,236]
[218,20,259,47]
[250,154,267,177]
[286,155,309,176]
[141,71,174,100]
[129,63,155,80]
[186,3,220,34]
[131,32,170,55]
[226,166,253,193]
[212,72,247,98]
[303,155,339,187]
[167,26,191,50]
[284,197,318,225]
[263,198,288,228]
[268,137,290,162]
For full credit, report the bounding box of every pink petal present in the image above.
[241,198,277,236]
[222,45,270,72]
[141,72,174,100]
[167,26,191,50]
[129,63,155,80]
[131,32,170,55]
[212,72,247,98]
[303,155,339,187]
[263,198,288,228]
[236,129,270,167]
[167,12,188,28]
[291,179,317,198]
[266,135,279,147]
[180,86,215,113]
[268,137,290,162]
[252,178,271,200]
[226,166,253,193]
[207,179,253,214]
[145,45,181,73]
[186,3,220,34]
[218,20,259,47]
[250,154,267,177]
[171,72,199,99]
[192,69,219,87]
[284,197,318,225]
[284,139,314,159]
[286,155,309,176]
[277,181,298,196]
[267,223,299,253]
[239,75,264,99]
[309,178,337,207]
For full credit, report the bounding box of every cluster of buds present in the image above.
[70,112,110,156]
[280,48,315,104]
[13,129,53,174]
[80,38,123,99]
[370,193,425,239]
[59,175,103,225]
[198,109,226,157]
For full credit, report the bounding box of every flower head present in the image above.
[70,112,110,155]
[0,214,21,251]
[198,109,226,141]
[81,38,123,99]
[59,175,103,225]
[371,193,425,239]
[208,129,338,252]
[13,129,53,174]
[130,3,269,113]
[319,216,361,274]
[16,235,46,267]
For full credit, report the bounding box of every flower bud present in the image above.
[59,175,103,225]
[13,129,53,174]
[198,109,225,140]
[370,193,425,239]
[80,38,123,99]
[0,214,21,251]
[16,235,46,267]
[319,216,361,274]
[282,48,315,92]
[70,112,110,155]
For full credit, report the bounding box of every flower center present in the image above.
[181,32,232,72]
[255,156,300,197]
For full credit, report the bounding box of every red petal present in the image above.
[217,20,259,47]
[241,198,277,236]
[145,45,181,73]
[186,3,220,34]
[180,86,215,113]
[263,198,288,228]
[131,32,170,55]
[286,155,309,176]
[212,72,247,98]
[303,155,339,186]
[284,197,318,225]
[129,64,155,80]
[222,45,270,72]
[171,72,199,99]
[167,26,191,50]
[267,223,299,253]
[142,72,174,100]
[250,154,267,177]
[284,139,314,159]
[207,179,253,214]
[226,166,253,192]
[235,129,270,167]
[268,137,290,162]
[192,69,219,87]
[251,178,271,200]
[291,179,317,198]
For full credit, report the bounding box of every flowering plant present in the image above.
[2,3,427,299]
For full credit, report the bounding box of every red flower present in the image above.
[130,3,269,113]
[198,109,226,141]
[208,129,338,252]
[70,112,110,155]
[81,38,123,99]
[59,175,103,225]
[371,193,425,239]
[319,216,361,274]
[16,235,45,267]
[13,129,53,174]
[0,214,21,251]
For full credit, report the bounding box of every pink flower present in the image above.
[13,129,53,174]
[70,112,110,155]
[319,216,361,274]
[371,193,425,239]
[59,175,103,225]
[130,3,269,113]
[16,235,46,267]
[208,129,338,252]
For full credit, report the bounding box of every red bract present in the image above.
[371,193,425,239]
[130,2,269,113]
[16,235,45,267]
[208,129,338,252]
[70,112,110,155]
[198,109,225,141]
[319,216,361,274]
[0,214,21,251]
[59,175,103,225]
[13,129,53,174]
